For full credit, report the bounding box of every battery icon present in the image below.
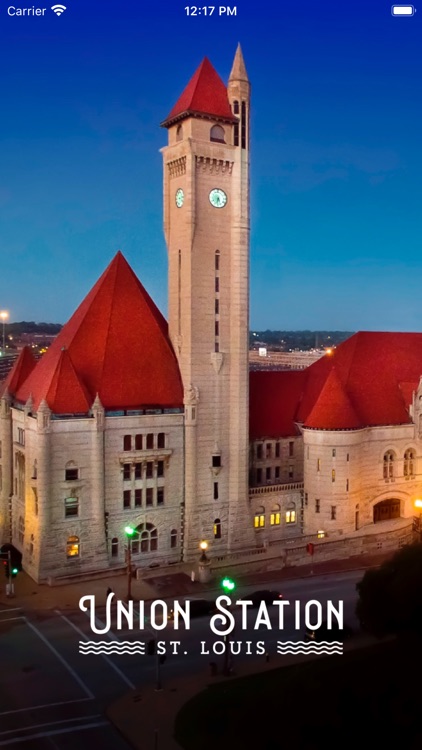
[391,5,415,14]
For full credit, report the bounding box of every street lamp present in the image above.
[125,525,136,600]
[414,500,422,542]
[199,540,208,562]
[0,311,9,354]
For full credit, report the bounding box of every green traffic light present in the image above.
[221,577,235,591]
[11,568,18,575]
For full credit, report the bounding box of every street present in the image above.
[0,570,364,747]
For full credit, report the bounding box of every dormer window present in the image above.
[210,124,225,144]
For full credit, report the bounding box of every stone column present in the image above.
[91,395,107,559]
[0,390,12,545]
[183,385,199,560]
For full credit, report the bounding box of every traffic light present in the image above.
[147,639,156,655]
[221,577,236,592]
[3,561,9,578]
[11,567,18,578]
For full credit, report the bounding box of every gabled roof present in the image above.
[303,368,361,430]
[250,332,422,437]
[16,252,183,413]
[162,57,237,128]
[0,346,37,398]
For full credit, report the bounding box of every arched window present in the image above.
[286,503,296,524]
[65,461,79,481]
[383,450,395,479]
[170,529,177,549]
[254,507,265,529]
[210,124,225,143]
[111,537,119,557]
[134,523,158,553]
[404,449,415,477]
[270,504,280,526]
[213,518,222,539]
[66,535,79,558]
[176,124,183,141]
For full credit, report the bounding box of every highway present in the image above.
[0,569,364,748]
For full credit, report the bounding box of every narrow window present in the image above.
[270,505,281,525]
[254,511,265,528]
[286,507,296,524]
[233,100,239,114]
[123,464,131,481]
[275,442,280,458]
[332,448,336,458]
[212,454,221,468]
[289,441,294,457]
[134,489,142,507]
[146,488,153,506]
[241,100,246,148]
[346,479,349,491]
[266,443,272,458]
[331,506,337,520]
[135,434,143,450]
[123,435,132,451]
[215,251,220,270]
[157,487,164,505]
[134,463,142,480]
[213,518,222,539]
[317,458,321,472]
[213,481,219,500]
[215,299,219,314]
[176,124,183,141]
[157,461,164,478]
[275,466,280,480]
[288,466,294,480]
[157,433,165,449]
[315,499,320,513]
[256,468,262,484]
[146,462,153,478]
[146,433,154,450]
[123,490,131,509]
[256,444,263,459]
[347,453,350,462]
[111,537,119,557]
[305,492,308,506]
[215,277,219,293]
[266,467,271,481]
[66,536,79,558]
[170,529,177,548]
[215,321,219,336]
[332,469,335,482]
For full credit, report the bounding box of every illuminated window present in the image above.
[270,504,280,526]
[254,510,265,528]
[404,449,415,477]
[111,537,118,557]
[214,518,222,539]
[64,497,79,518]
[286,504,296,524]
[123,435,132,451]
[66,535,79,558]
[170,529,177,548]
[210,124,225,143]
[332,469,335,482]
[317,530,326,539]
[383,450,395,479]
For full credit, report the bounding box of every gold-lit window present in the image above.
[254,514,265,528]
[317,458,321,472]
[66,535,79,558]
[270,512,280,526]
[332,469,335,482]
[317,530,326,539]
[286,510,296,524]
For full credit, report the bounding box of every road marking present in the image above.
[0,698,91,717]
[24,619,94,700]
[0,714,102,737]
[0,607,22,613]
[57,612,136,690]
[0,616,25,623]
[0,721,108,746]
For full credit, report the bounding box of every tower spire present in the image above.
[229,43,249,83]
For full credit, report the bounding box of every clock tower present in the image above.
[161,45,254,558]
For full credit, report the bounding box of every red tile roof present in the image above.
[16,252,183,413]
[250,332,422,437]
[0,347,37,398]
[162,57,237,127]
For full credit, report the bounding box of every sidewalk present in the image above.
[0,550,392,613]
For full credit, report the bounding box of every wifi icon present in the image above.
[51,4,67,15]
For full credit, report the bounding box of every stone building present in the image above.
[0,48,420,582]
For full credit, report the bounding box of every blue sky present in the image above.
[0,0,420,330]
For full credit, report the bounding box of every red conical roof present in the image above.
[16,252,183,413]
[0,346,37,398]
[304,368,361,430]
[162,57,237,127]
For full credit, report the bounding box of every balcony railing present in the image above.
[249,481,304,496]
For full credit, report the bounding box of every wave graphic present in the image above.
[277,641,343,655]
[79,640,146,655]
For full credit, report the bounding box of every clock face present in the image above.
[209,188,227,209]
[175,188,184,208]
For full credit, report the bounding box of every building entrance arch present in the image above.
[373,498,400,523]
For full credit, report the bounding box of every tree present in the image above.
[356,543,422,637]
